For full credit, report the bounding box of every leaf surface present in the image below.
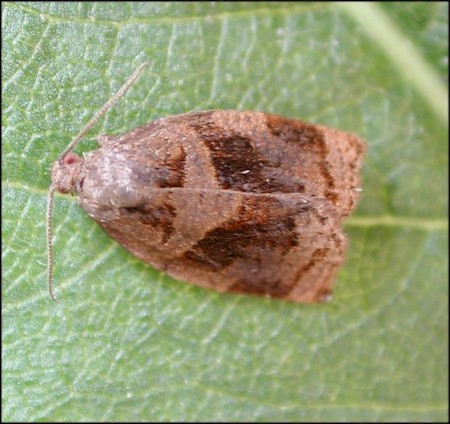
[2,2,448,421]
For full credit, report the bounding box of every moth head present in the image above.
[51,152,84,195]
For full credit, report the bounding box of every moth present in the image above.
[47,63,365,303]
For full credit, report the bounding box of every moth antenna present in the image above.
[47,184,57,302]
[59,62,150,160]
[47,62,149,301]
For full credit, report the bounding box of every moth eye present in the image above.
[62,152,80,165]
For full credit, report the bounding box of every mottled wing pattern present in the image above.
[79,110,365,303]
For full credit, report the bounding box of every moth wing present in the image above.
[94,189,346,303]
[79,109,363,303]
[96,109,365,218]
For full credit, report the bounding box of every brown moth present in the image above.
[47,63,365,303]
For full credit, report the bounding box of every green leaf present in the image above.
[2,2,448,421]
